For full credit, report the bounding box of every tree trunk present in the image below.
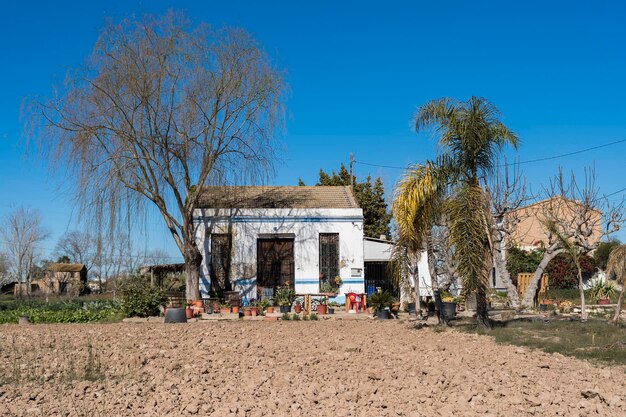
[577,264,588,321]
[184,241,203,301]
[493,243,520,309]
[425,233,441,323]
[612,284,625,324]
[521,248,565,308]
[476,284,491,328]
[412,262,421,318]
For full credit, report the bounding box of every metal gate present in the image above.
[364,261,398,297]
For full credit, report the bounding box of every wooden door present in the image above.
[257,239,295,294]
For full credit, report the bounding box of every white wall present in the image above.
[194,208,364,300]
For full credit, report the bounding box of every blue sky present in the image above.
[1,0,626,261]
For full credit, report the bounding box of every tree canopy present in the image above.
[28,12,287,299]
[299,164,392,238]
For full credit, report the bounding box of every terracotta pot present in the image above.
[232,306,240,314]
[220,307,231,315]
[317,304,327,315]
[251,308,258,317]
[597,298,610,305]
[266,306,274,314]
[244,307,252,316]
[212,302,220,312]
[185,308,193,319]
[294,304,301,313]
[193,300,203,307]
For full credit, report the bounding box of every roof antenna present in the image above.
[349,152,354,190]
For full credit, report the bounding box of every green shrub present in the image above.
[119,277,166,318]
[281,313,291,320]
[546,253,596,289]
[309,313,318,321]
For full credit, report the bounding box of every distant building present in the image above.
[509,197,602,250]
[14,263,88,297]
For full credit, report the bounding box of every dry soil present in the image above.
[0,320,625,416]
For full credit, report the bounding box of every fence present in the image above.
[517,273,549,301]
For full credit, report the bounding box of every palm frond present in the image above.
[392,160,445,247]
[445,183,491,294]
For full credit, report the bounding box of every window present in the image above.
[319,233,339,288]
[210,234,232,294]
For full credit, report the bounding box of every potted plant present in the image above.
[316,299,327,315]
[589,279,616,305]
[185,301,194,319]
[368,291,393,319]
[219,303,231,315]
[275,287,296,314]
[319,281,336,295]
[328,301,340,314]
[440,294,460,319]
[259,299,272,314]
[250,300,261,316]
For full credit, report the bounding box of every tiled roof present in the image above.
[47,263,86,273]
[197,186,359,209]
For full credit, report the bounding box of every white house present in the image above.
[193,186,365,302]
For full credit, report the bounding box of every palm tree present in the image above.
[393,97,518,328]
[606,245,626,324]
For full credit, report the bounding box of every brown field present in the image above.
[0,320,625,416]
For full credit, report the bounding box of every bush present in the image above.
[545,253,596,289]
[119,277,166,317]
[0,299,123,324]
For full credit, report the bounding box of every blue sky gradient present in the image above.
[1,0,626,260]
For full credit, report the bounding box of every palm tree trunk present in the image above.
[612,284,625,324]
[476,284,491,328]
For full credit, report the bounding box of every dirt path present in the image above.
[0,320,624,416]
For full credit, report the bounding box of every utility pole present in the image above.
[349,153,354,189]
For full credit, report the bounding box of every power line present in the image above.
[604,187,626,199]
[353,138,626,170]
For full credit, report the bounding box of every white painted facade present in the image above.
[194,208,365,300]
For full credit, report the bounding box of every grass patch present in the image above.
[0,298,123,324]
[461,319,626,365]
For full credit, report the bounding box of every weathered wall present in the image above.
[194,208,364,299]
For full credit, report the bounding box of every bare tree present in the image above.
[0,207,49,293]
[0,252,11,287]
[53,230,96,271]
[28,12,286,299]
[520,168,624,309]
[143,249,171,267]
[486,161,527,309]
